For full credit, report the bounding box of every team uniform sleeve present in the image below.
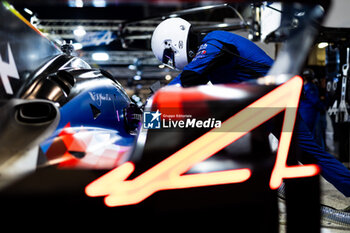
[168,75,182,85]
[170,41,233,87]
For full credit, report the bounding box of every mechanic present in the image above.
[299,68,327,149]
[151,17,350,197]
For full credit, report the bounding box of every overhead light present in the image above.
[318,42,328,49]
[76,0,84,7]
[68,0,84,7]
[73,26,86,37]
[165,74,172,81]
[217,23,229,28]
[24,8,33,15]
[92,52,109,61]
[128,64,136,70]
[133,75,141,81]
[72,43,83,50]
[92,0,106,7]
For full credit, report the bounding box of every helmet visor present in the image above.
[162,48,176,69]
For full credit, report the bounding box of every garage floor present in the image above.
[279,178,350,233]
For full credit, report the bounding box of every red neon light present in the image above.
[85,76,319,207]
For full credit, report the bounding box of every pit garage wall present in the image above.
[322,0,350,165]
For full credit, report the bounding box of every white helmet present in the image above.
[151,18,191,70]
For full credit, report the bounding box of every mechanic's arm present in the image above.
[168,74,182,86]
[169,41,235,87]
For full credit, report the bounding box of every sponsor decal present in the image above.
[0,43,19,95]
[77,30,116,47]
[88,92,112,106]
[192,43,209,61]
[199,43,207,50]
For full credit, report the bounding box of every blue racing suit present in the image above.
[170,30,350,197]
[299,81,326,149]
[169,31,273,86]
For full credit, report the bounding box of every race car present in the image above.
[0,1,140,188]
[2,0,349,232]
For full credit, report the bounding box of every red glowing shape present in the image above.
[85,76,319,207]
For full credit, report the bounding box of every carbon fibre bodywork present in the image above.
[0,2,138,184]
